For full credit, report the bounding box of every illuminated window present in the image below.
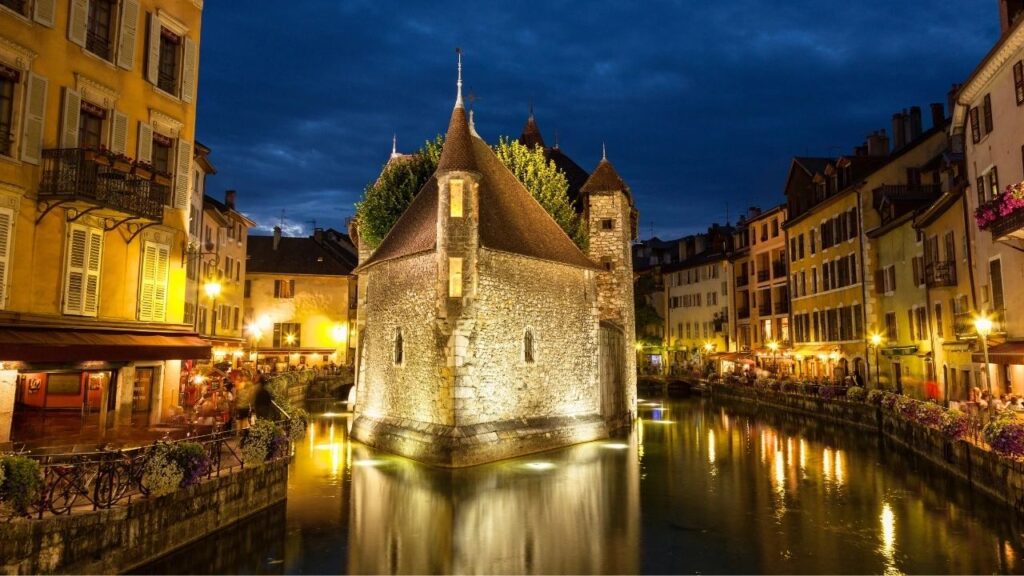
[524,330,535,364]
[273,322,301,348]
[449,257,463,297]
[450,179,464,217]
[394,328,404,365]
[601,219,614,230]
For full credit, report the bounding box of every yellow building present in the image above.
[244,227,357,369]
[914,184,978,401]
[664,249,731,373]
[747,205,789,354]
[0,0,207,444]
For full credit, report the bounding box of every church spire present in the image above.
[455,48,464,109]
[437,49,476,172]
[390,133,399,159]
[518,104,545,149]
[602,142,607,161]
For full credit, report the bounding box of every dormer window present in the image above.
[450,179,464,217]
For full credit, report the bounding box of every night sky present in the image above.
[196,1,998,240]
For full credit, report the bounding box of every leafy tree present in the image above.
[493,138,587,249]
[355,136,588,250]
[355,136,443,248]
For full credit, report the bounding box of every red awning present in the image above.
[0,328,211,362]
[972,341,1024,365]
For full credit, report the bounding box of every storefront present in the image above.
[972,341,1024,397]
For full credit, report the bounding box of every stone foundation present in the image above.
[352,413,608,467]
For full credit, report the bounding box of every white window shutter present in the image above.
[33,0,56,26]
[60,88,82,149]
[146,12,161,85]
[117,0,140,70]
[83,228,103,316]
[110,111,128,154]
[20,73,48,164]
[174,139,192,210]
[181,36,197,103]
[138,241,157,320]
[153,243,169,321]
[68,0,88,48]
[137,122,152,163]
[63,226,88,315]
[0,208,12,310]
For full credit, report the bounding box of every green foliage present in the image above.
[355,136,444,249]
[0,456,41,514]
[984,412,1024,457]
[493,138,588,249]
[242,418,283,466]
[355,136,589,251]
[264,372,311,440]
[634,302,663,342]
[846,386,866,402]
[142,445,183,498]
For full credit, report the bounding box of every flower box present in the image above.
[133,165,153,179]
[976,181,1024,240]
[153,172,172,186]
[112,158,132,173]
[84,149,112,166]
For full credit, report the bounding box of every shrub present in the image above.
[914,402,945,428]
[287,408,309,441]
[867,389,885,406]
[142,445,183,498]
[940,409,970,441]
[780,382,798,394]
[819,385,840,400]
[880,392,900,412]
[170,442,211,488]
[846,386,866,402]
[984,412,1024,458]
[0,455,41,515]
[895,396,919,421]
[242,419,283,466]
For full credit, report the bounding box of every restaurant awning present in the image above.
[0,327,211,362]
[709,352,756,364]
[972,341,1024,365]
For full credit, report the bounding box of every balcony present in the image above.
[39,149,167,222]
[757,269,770,283]
[954,308,1007,340]
[925,261,957,288]
[758,302,772,316]
[737,307,750,320]
[774,300,789,315]
[736,274,749,288]
[772,260,786,278]
[988,208,1024,241]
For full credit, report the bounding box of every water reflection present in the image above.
[138,398,1024,575]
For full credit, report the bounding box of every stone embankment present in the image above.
[711,383,1024,514]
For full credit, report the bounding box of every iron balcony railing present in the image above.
[737,307,750,319]
[774,300,789,315]
[772,260,786,278]
[40,149,167,221]
[736,274,749,288]
[925,261,957,288]
[954,308,1007,340]
[757,269,770,283]
[758,302,772,316]
[989,208,1024,241]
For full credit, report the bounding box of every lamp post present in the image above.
[204,280,222,337]
[767,340,779,375]
[869,333,883,388]
[975,313,993,399]
[247,326,263,366]
[702,341,714,378]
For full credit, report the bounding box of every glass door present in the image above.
[133,367,155,427]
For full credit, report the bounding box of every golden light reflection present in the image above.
[773,449,785,490]
[799,439,807,471]
[707,429,716,465]
[823,447,833,481]
[835,450,845,487]
[880,502,897,574]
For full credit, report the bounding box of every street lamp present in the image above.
[975,313,994,398]
[204,280,222,337]
[767,340,779,374]
[869,332,883,388]
[247,324,263,366]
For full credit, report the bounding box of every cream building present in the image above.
[749,205,789,355]
[664,249,731,371]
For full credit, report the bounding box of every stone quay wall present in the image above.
[0,458,289,575]
[711,384,1024,514]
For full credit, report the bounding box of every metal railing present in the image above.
[40,149,167,221]
[772,261,786,278]
[989,208,1024,240]
[954,308,1006,340]
[925,261,957,287]
[85,30,112,61]
[774,300,789,314]
[758,302,772,316]
[757,270,770,283]
[737,307,750,319]
[736,274,749,288]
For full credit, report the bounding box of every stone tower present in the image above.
[581,149,638,426]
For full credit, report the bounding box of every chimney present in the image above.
[224,189,236,210]
[1000,0,1024,34]
[908,106,923,141]
[892,113,906,150]
[867,129,890,157]
[273,226,281,250]
[930,102,945,130]
[313,227,323,243]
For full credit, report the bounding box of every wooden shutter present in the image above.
[874,269,884,294]
[146,12,161,85]
[136,122,152,163]
[68,0,88,48]
[83,228,102,316]
[1015,61,1024,105]
[983,94,994,133]
[110,111,128,154]
[117,0,140,70]
[60,88,82,149]
[33,0,56,26]
[138,242,157,320]
[63,226,88,314]
[181,36,197,103]
[970,108,981,143]
[0,208,11,310]
[20,73,47,164]
[174,139,192,209]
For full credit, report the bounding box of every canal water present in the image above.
[137,396,1024,574]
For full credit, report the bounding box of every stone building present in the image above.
[350,64,636,466]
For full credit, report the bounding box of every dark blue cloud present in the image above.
[196,0,998,239]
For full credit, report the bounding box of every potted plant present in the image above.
[83,145,112,167]
[133,160,154,180]
[153,170,172,186]
[111,152,133,173]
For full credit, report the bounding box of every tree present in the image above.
[493,138,587,249]
[355,136,443,248]
[355,136,588,250]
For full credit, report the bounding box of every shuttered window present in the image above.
[983,94,994,134]
[0,207,12,310]
[33,0,55,25]
[138,241,169,321]
[63,224,103,316]
[21,73,47,164]
[116,0,139,70]
[970,107,981,144]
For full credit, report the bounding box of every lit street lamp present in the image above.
[869,332,883,388]
[975,313,994,399]
[767,340,779,374]
[204,280,222,337]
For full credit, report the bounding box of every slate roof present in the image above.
[357,103,599,272]
[518,113,546,149]
[792,156,835,176]
[581,158,630,200]
[545,147,590,212]
[247,235,355,276]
